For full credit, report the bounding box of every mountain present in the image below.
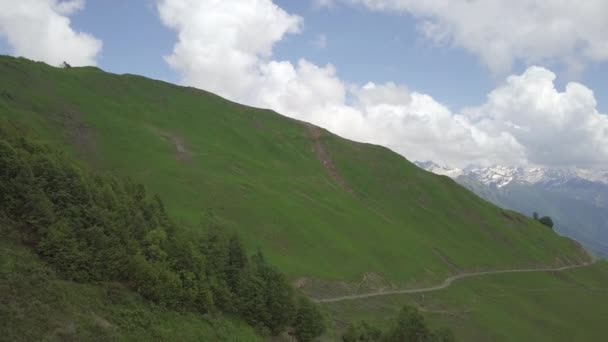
[1,56,606,341]
[417,161,608,189]
[576,169,608,184]
[416,161,608,257]
[413,160,465,178]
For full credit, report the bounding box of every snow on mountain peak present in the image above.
[576,169,608,184]
[463,165,521,188]
[415,161,608,188]
[414,161,464,178]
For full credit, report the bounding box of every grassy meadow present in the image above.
[1,56,605,340]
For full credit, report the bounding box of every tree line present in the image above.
[0,120,324,341]
[343,305,455,342]
[532,212,554,229]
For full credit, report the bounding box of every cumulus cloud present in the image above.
[345,0,608,75]
[465,67,608,168]
[0,0,102,66]
[157,0,608,169]
[158,0,302,101]
[332,82,525,167]
[53,0,85,15]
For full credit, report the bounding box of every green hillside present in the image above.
[324,262,608,341]
[0,234,259,342]
[455,174,608,257]
[0,56,588,283]
[1,56,603,340]
[0,116,325,341]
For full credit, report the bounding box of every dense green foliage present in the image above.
[383,306,455,342]
[538,216,554,229]
[0,121,323,339]
[293,297,326,341]
[343,321,383,341]
[532,212,554,229]
[0,237,260,341]
[342,306,454,342]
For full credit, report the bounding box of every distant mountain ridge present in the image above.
[416,161,608,257]
[415,161,608,188]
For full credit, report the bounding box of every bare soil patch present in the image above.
[294,272,397,300]
[307,124,354,195]
[148,126,192,162]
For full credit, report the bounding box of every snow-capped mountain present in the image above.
[576,169,608,184]
[415,160,608,258]
[415,161,608,188]
[414,161,464,178]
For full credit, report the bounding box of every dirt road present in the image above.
[316,262,594,303]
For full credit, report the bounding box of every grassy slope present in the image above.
[323,262,608,341]
[457,175,608,257]
[3,56,607,340]
[0,225,259,342]
[0,56,588,288]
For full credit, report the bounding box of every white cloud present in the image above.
[345,0,608,75]
[464,67,608,168]
[158,0,302,101]
[313,0,336,9]
[0,0,102,66]
[53,0,85,15]
[157,0,608,169]
[312,34,328,49]
[345,83,526,167]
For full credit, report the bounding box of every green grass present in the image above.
[0,56,588,286]
[0,56,604,340]
[0,226,259,342]
[323,262,608,341]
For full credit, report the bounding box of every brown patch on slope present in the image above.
[294,272,397,300]
[307,124,354,195]
[148,126,192,162]
[305,124,397,224]
[168,134,191,162]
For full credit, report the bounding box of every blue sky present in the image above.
[69,1,176,83]
[3,0,600,112]
[1,0,608,168]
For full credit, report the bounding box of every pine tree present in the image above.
[343,321,382,341]
[227,234,248,291]
[293,297,325,342]
[0,122,318,337]
[384,306,432,342]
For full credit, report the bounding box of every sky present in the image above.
[1,0,607,170]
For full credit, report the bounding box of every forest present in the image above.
[0,120,324,340]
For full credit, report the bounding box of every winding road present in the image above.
[315,262,594,303]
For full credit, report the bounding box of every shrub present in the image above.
[539,216,554,229]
